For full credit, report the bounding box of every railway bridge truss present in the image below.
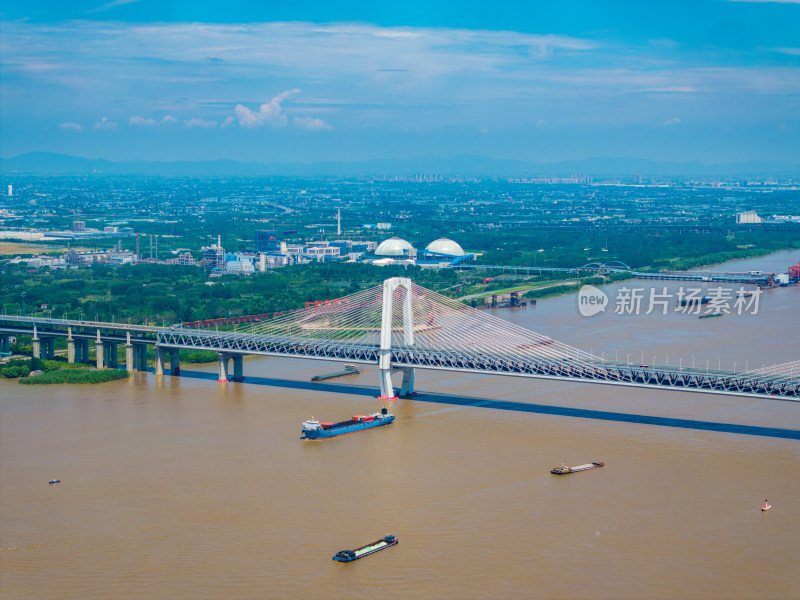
[2,278,798,400]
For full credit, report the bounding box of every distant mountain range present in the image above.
[1,151,797,178]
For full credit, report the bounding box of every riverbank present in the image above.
[20,368,129,385]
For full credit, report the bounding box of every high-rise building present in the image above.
[73,220,85,231]
[255,230,279,252]
[7,185,12,196]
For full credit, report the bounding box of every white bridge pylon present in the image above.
[379,277,415,399]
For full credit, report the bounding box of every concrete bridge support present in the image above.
[0,334,10,354]
[231,355,244,381]
[32,325,40,359]
[398,367,415,397]
[44,337,56,360]
[67,327,75,363]
[217,352,231,382]
[135,344,148,371]
[155,347,166,376]
[124,332,149,372]
[169,349,180,375]
[74,338,89,364]
[103,342,118,368]
[95,330,104,369]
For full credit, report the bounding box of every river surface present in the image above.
[2,251,799,600]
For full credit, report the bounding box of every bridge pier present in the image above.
[231,355,244,381]
[42,337,55,360]
[133,344,148,371]
[155,347,166,376]
[125,331,135,372]
[398,367,415,397]
[95,330,104,369]
[217,352,231,382]
[169,348,180,375]
[103,342,118,368]
[67,327,75,363]
[75,338,89,364]
[378,368,396,400]
[32,325,40,359]
[0,334,10,354]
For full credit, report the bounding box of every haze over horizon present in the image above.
[1,0,798,168]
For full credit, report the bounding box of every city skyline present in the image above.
[1,0,799,166]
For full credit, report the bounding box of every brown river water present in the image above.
[2,251,799,599]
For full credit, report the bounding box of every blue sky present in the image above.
[1,0,798,165]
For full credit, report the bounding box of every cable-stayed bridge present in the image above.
[1,278,798,400]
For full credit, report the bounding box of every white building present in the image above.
[736,211,762,224]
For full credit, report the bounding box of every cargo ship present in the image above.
[551,462,604,475]
[333,535,398,562]
[698,312,723,319]
[679,296,710,306]
[301,408,395,439]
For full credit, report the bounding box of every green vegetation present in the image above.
[1,356,128,385]
[1,357,62,378]
[180,350,218,363]
[0,262,458,325]
[20,368,130,385]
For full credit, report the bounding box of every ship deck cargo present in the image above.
[551,462,604,475]
[333,535,398,562]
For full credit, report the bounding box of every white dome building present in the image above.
[425,238,465,257]
[375,236,415,257]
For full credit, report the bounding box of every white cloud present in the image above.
[89,0,140,13]
[233,89,300,128]
[772,47,800,55]
[93,117,118,130]
[293,116,333,131]
[658,117,682,127]
[184,118,217,128]
[130,115,178,126]
[221,116,235,128]
[59,122,83,131]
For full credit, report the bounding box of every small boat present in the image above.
[551,462,604,475]
[301,408,394,440]
[49,479,60,484]
[699,312,723,319]
[333,535,398,562]
[762,502,771,511]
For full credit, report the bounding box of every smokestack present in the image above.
[337,208,341,236]
[217,234,221,248]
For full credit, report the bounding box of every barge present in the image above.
[333,535,398,562]
[301,408,394,439]
[311,364,360,382]
[551,462,604,475]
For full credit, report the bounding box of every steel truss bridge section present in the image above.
[157,329,800,400]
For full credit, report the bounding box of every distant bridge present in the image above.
[457,262,776,285]
[1,278,797,401]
